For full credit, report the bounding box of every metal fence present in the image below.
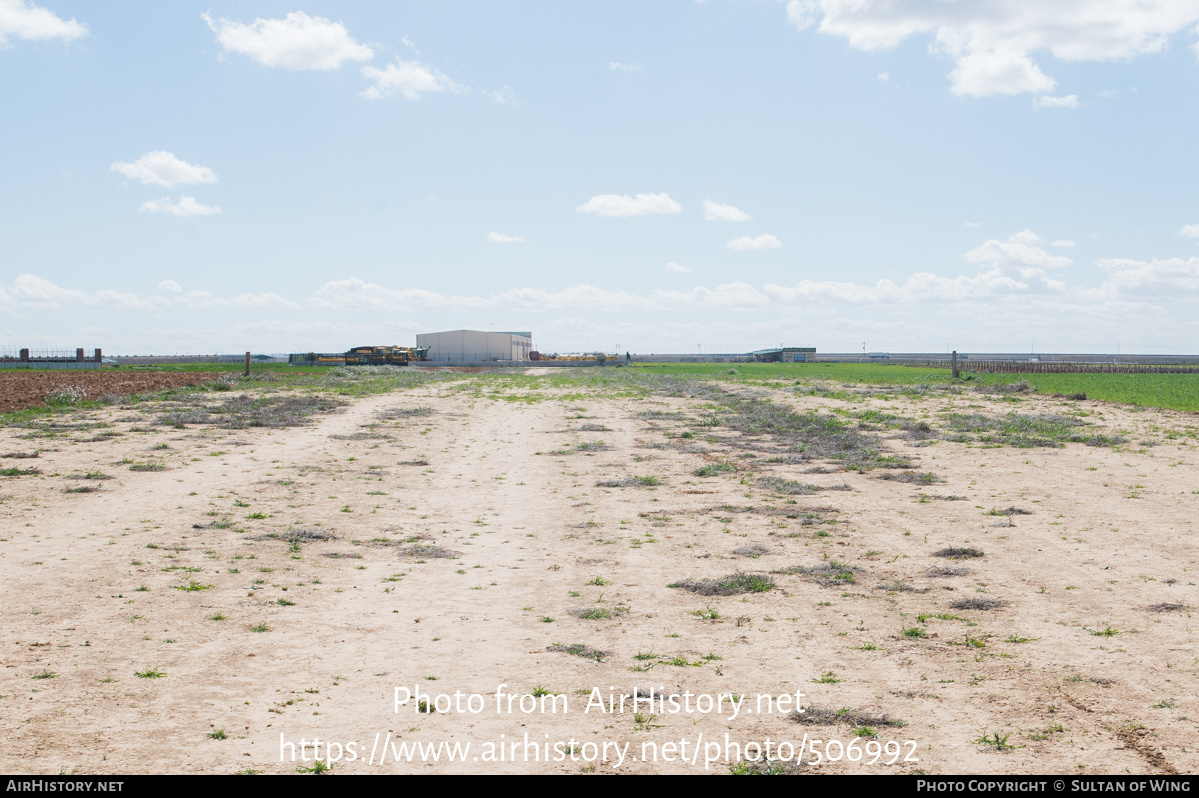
[904,359,1199,374]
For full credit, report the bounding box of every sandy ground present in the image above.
[1,375,1197,775]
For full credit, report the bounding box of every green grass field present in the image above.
[629,362,1199,412]
[73,360,1199,415]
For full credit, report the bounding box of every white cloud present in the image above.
[609,61,641,72]
[786,1,1199,97]
[138,196,222,217]
[1179,223,1199,238]
[656,282,770,307]
[488,86,517,104]
[202,11,372,71]
[1051,239,1077,247]
[949,49,1056,97]
[110,151,218,188]
[310,277,664,312]
[401,36,419,54]
[963,230,1072,271]
[177,290,298,309]
[727,234,782,251]
[1034,94,1080,109]
[878,71,890,82]
[575,193,682,218]
[361,58,464,100]
[0,274,169,310]
[158,280,183,293]
[665,262,691,273]
[487,231,525,244]
[965,221,982,227]
[1093,256,1199,296]
[0,0,86,44]
[702,199,751,222]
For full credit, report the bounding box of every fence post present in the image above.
[94,348,102,363]
[76,348,84,362]
[20,348,28,362]
[244,351,251,377]
[951,351,958,379]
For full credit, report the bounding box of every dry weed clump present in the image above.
[546,643,609,661]
[669,573,775,595]
[732,545,772,558]
[795,705,905,728]
[773,561,861,587]
[933,547,984,559]
[757,477,823,495]
[876,471,943,485]
[924,565,971,577]
[950,597,1007,611]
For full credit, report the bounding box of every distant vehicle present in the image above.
[343,345,430,366]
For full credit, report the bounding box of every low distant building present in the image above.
[416,330,533,362]
[750,347,816,363]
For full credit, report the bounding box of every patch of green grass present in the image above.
[972,729,1021,751]
[135,666,166,678]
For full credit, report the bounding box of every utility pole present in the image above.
[952,350,958,379]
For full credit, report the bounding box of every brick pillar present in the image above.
[94,348,102,362]
[76,348,84,362]
[19,348,28,362]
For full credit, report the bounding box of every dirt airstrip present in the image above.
[1,369,1197,774]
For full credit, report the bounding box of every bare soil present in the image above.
[0,371,219,413]
[1,375,1197,774]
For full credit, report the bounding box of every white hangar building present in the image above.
[416,330,533,362]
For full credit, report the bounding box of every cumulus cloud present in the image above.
[138,196,222,217]
[702,199,751,222]
[878,71,890,82]
[1179,223,1199,238]
[0,0,86,44]
[727,234,782,251]
[202,10,373,70]
[1051,239,1076,247]
[487,231,525,243]
[110,152,218,188]
[1092,257,1199,296]
[158,279,183,292]
[609,61,641,72]
[665,262,691,273]
[963,230,1072,271]
[1034,94,1080,109]
[0,274,169,310]
[360,58,464,100]
[785,0,1199,97]
[575,193,682,218]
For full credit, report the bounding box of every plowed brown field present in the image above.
[0,370,219,413]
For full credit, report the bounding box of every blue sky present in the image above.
[3,0,1199,355]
